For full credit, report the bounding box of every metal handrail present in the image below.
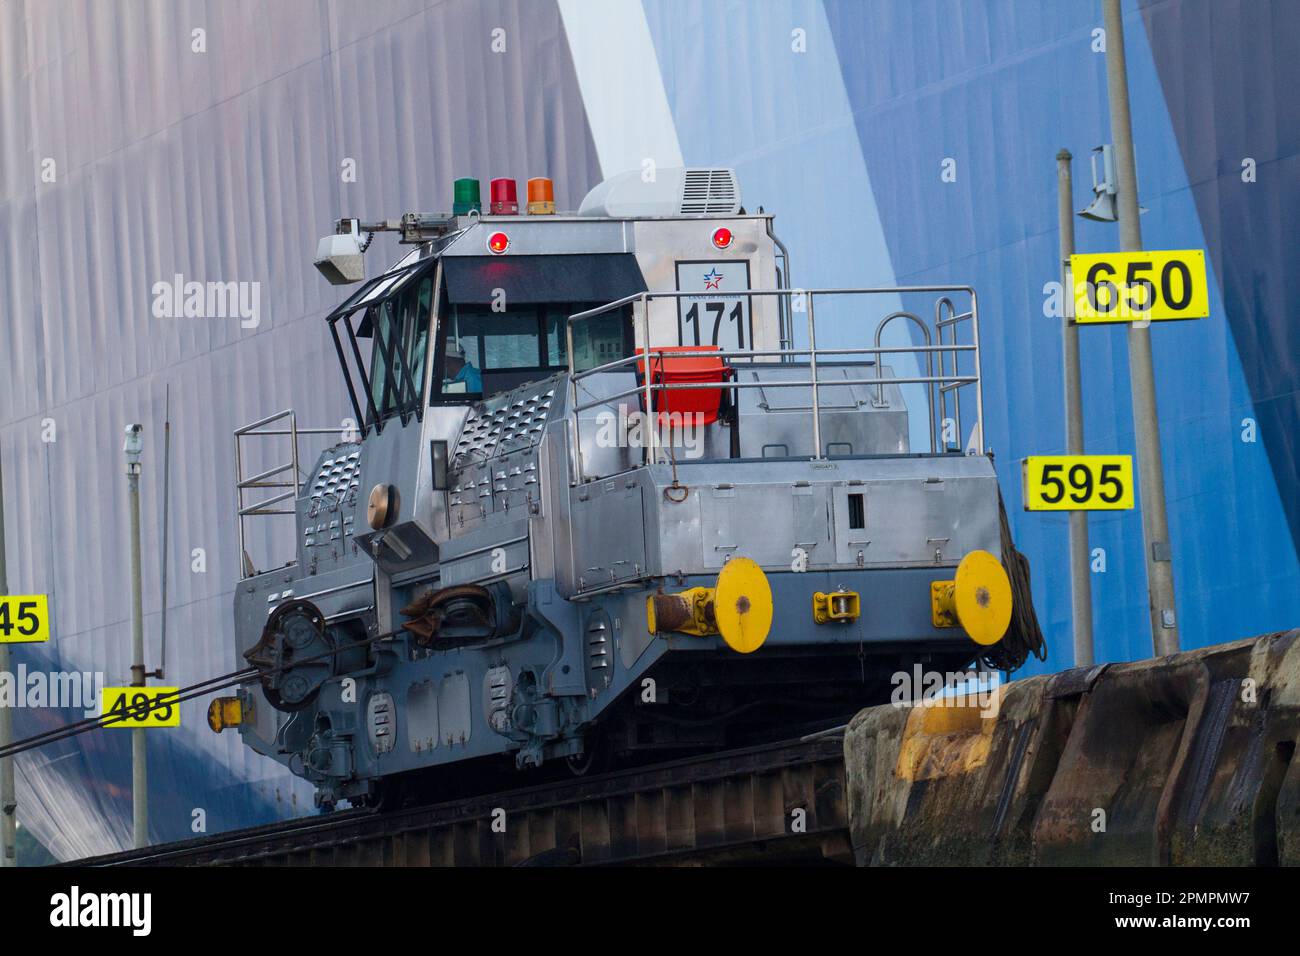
[935,296,976,451]
[572,373,979,414]
[570,342,976,380]
[566,286,984,482]
[235,410,299,575]
[873,311,935,453]
[239,461,295,488]
[240,490,296,515]
[234,411,351,577]
[566,284,981,316]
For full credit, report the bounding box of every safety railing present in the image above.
[566,286,984,484]
[234,410,348,577]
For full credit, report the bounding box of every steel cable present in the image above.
[0,624,403,761]
[981,489,1049,672]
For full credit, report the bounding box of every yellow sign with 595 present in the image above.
[1071,249,1209,323]
[0,595,50,643]
[1023,455,1134,511]
[100,687,182,728]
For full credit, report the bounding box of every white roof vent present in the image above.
[679,168,740,214]
[578,167,741,218]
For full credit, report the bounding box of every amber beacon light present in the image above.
[527,177,556,215]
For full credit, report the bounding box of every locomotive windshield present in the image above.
[325,254,437,432]
[368,273,433,419]
[431,301,631,401]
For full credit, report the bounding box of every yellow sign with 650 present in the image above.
[1071,249,1209,323]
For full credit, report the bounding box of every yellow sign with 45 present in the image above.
[1071,249,1209,323]
[0,595,50,643]
[1023,455,1134,511]
[101,687,181,728]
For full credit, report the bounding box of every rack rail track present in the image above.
[72,735,849,866]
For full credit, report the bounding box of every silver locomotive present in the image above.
[211,169,1042,808]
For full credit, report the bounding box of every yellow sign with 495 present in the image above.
[100,687,182,728]
[1071,249,1209,323]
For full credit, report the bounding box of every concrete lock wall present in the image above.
[844,629,1300,866]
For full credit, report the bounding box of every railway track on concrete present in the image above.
[73,734,850,866]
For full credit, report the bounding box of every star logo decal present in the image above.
[703,267,723,290]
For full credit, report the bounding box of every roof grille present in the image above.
[679,168,740,215]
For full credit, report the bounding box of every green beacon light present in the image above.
[453,178,481,216]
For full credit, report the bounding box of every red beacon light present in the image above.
[486,231,510,255]
[489,178,519,215]
[711,226,734,250]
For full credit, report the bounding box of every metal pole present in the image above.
[0,453,15,867]
[968,289,986,453]
[806,294,822,459]
[124,424,148,848]
[158,386,170,680]
[1057,149,1095,666]
[1102,0,1179,656]
[640,294,656,466]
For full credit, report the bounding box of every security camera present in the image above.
[123,424,143,466]
[314,218,366,285]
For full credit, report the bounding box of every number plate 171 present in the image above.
[1022,455,1134,511]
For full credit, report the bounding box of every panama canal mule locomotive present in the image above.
[212,169,1042,808]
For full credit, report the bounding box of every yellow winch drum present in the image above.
[930,549,1014,646]
[647,557,774,654]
